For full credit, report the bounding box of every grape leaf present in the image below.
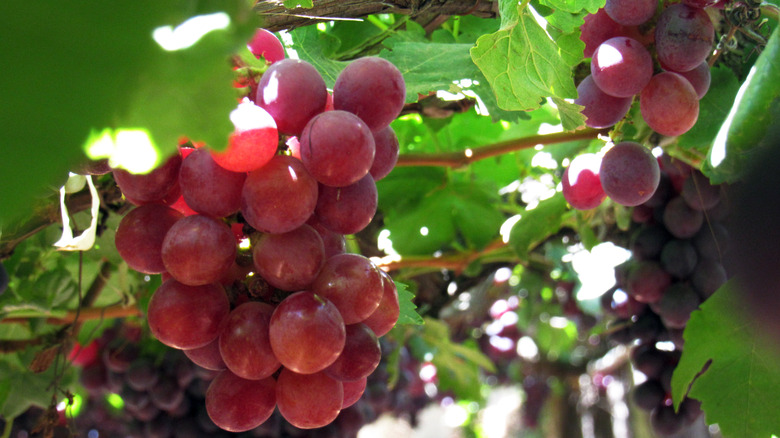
[470,10,578,112]
[396,282,424,326]
[288,26,348,88]
[671,280,780,438]
[0,351,78,418]
[677,67,741,153]
[702,26,780,184]
[552,97,587,131]
[509,193,569,258]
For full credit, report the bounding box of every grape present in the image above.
[600,142,660,206]
[691,259,727,300]
[660,239,698,279]
[333,57,405,132]
[269,291,346,374]
[574,75,633,129]
[211,100,278,173]
[651,282,701,329]
[145,415,173,438]
[604,0,657,25]
[241,155,319,234]
[206,371,276,432]
[256,59,328,135]
[324,323,381,381]
[252,224,325,291]
[693,222,728,259]
[312,253,384,324]
[603,287,647,319]
[632,379,666,411]
[681,171,720,211]
[300,110,375,187]
[115,205,183,274]
[342,377,367,409]
[178,148,246,218]
[161,215,236,286]
[630,310,664,342]
[369,126,400,181]
[679,397,704,424]
[676,61,711,99]
[80,361,108,395]
[124,360,158,392]
[247,28,285,64]
[580,8,626,58]
[651,405,685,436]
[315,174,378,235]
[641,72,700,137]
[276,368,344,429]
[655,4,714,73]
[663,196,704,238]
[307,216,347,259]
[561,153,606,210]
[183,339,227,372]
[219,302,280,380]
[362,270,401,337]
[147,280,230,349]
[626,261,671,303]
[631,345,670,379]
[149,375,185,411]
[113,152,182,203]
[630,225,671,260]
[591,37,653,97]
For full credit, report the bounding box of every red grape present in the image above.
[579,8,626,58]
[115,204,183,274]
[276,368,343,429]
[269,291,346,374]
[247,28,285,64]
[206,370,276,432]
[626,261,671,303]
[241,155,318,234]
[663,196,704,238]
[561,153,606,210]
[604,0,657,25]
[362,270,400,337]
[599,142,660,206]
[252,224,325,291]
[342,377,367,409]
[312,253,384,325]
[591,37,653,97]
[324,323,381,381]
[161,215,236,286]
[183,338,226,371]
[219,302,280,380]
[369,126,400,181]
[307,216,347,259]
[147,280,230,349]
[655,4,714,73]
[211,101,278,173]
[178,148,246,218]
[333,57,406,132]
[574,75,633,129]
[256,59,327,135]
[113,152,182,203]
[640,72,700,137]
[675,61,711,99]
[314,174,378,235]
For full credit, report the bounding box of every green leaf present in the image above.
[702,26,780,184]
[552,97,586,131]
[283,0,313,8]
[379,42,482,102]
[538,0,603,14]
[383,189,457,255]
[671,279,780,438]
[0,352,78,418]
[289,26,348,88]
[677,67,741,152]
[470,12,577,112]
[509,193,569,258]
[396,282,424,326]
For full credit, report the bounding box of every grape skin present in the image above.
[252,224,326,291]
[599,142,660,206]
[591,37,654,97]
[206,371,276,432]
[312,254,384,325]
[115,204,183,274]
[333,57,406,132]
[247,28,285,64]
[161,215,237,286]
[604,0,657,26]
[256,59,327,135]
[574,75,633,129]
[675,62,712,99]
[369,126,400,181]
[655,4,714,73]
[362,270,401,337]
[218,302,280,380]
[113,152,182,204]
[179,148,246,218]
[324,323,382,382]
[580,8,626,58]
[276,369,344,429]
[315,174,378,235]
[561,153,606,210]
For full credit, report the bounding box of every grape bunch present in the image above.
[110,29,405,433]
[600,155,728,436]
[577,0,719,136]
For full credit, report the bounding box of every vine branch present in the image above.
[395,128,607,168]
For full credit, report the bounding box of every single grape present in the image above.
[600,142,660,206]
[307,216,347,259]
[315,174,378,235]
[561,153,606,210]
[219,302,280,380]
[206,371,276,432]
[692,222,729,259]
[655,4,715,73]
[632,379,666,411]
[369,126,400,181]
[161,215,236,286]
[115,204,183,274]
[247,28,285,64]
[324,323,381,381]
[342,377,367,409]
[626,261,671,303]
[681,171,720,211]
[630,225,671,260]
[149,375,185,411]
[210,100,278,173]
[123,359,158,392]
[691,259,727,300]
[580,8,626,58]
[663,196,704,238]
[675,61,711,99]
[241,155,319,234]
[641,72,700,137]
[179,148,246,218]
[651,282,701,329]
[276,369,343,429]
[147,280,230,349]
[591,37,653,97]
[113,152,182,204]
[312,253,384,325]
[651,405,685,436]
[256,59,327,135]
[362,270,401,337]
[300,110,375,187]
[660,239,698,279]
[333,57,405,132]
[631,344,671,379]
[575,75,633,129]
[269,291,346,374]
[605,0,657,25]
[252,224,325,291]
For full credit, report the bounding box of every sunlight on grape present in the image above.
[568,242,632,300]
[500,214,522,243]
[711,65,757,168]
[594,44,624,69]
[152,12,230,51]
[262,70,281,103]
[230,98,276,132]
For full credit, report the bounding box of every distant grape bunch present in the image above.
[110,28,405,434]
[577,0,722,136]
[600,155,728,436]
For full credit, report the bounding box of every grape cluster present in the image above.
[111,29,405,433]
[577,0,720,136]
[601,155,728,436]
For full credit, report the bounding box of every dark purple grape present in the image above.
[149,375,186,411]
[660,239,698,279]
[632,379,666,411]
[591,37,653,97]
[627,261,672,304]
[333,57,405,132]
[605,0,657,25]
[651,405,685,436]
[600,142,660,206]
[693,222,729,259]
[574,75,633,129]
[663,196,704,238]
[630,225,672,260]
[256,59,327,135]
[655,4,714,73]
[651,282,701,329]
[691,259,727,300]
[681,171,720,211]
[126,358,159,391]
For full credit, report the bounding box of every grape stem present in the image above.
[395,128,606,168]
